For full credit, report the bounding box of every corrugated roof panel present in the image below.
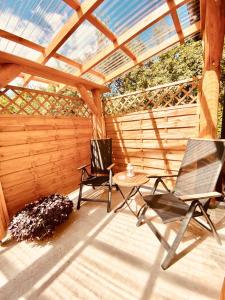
[94,49,130,75]
[0,0,74,46]
[0,38,40,59]
[82,73,102,84]
[46,57,79,75]
[93,0,165,36]
[125,15,176,57]
[57,20,113,65]
[7,77,24,87]
[27,80,49,90]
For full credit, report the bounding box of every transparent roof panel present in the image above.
[57,20,113,64]
[0,0,74,46]
[27,80,49,90]
[46,57,79,75]
[82,73,102,84]
[177,0,200,30]
[8,77,24,87]
[0,38,40,60]
[125,15,175,57]
[94,0,165,36]
[94,49,130,76]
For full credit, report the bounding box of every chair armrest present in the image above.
[107,163,115,171]
[77,164,90,171]
[147,175,178,179]
[179,192,222,201]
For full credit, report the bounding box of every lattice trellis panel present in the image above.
[0,86,91,117]
[103,79,199,116]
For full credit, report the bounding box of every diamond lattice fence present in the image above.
[0,86,91,117]
[103,78,199,116]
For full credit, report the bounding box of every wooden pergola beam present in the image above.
[0,28,105,81]
[79,0,191,75]
[0,63,22,88]
[104,21,200,83]
[0,51,109,93]
[166,0,184,43]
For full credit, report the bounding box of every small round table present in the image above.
[113,171,149,217]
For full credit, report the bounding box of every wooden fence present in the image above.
[105,79,200,186]
[0,79,200,238]
[0,114,92,220]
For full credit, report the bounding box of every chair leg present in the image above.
[77,184,83,210]
[161,203,197,270]
[107,186,112,213]
[198,204,222,245]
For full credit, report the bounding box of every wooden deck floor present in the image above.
[0,188,225,300]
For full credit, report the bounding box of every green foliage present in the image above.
[108,39,225,137]
[109,39,203,94]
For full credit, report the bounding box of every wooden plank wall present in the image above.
[105,104,200,187]
[0,115,92,218]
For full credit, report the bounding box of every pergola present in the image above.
[0,0,224,225]
[0,1,225,298]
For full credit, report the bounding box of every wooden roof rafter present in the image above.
[166,0,185,43]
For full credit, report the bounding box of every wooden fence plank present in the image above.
[106,103,200,185]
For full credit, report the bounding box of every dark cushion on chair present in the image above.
[82,175,109,186]
[144,193,190,224]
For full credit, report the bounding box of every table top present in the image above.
[113,171,149,187]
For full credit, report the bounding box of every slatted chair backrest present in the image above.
[174,139,225,196]
[91,139,112,174]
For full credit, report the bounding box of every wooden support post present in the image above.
[0,181,9,239]
[199,0,225,206]
[0,63,22,88]
[92,89,106,139]
[199,0,225,138]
